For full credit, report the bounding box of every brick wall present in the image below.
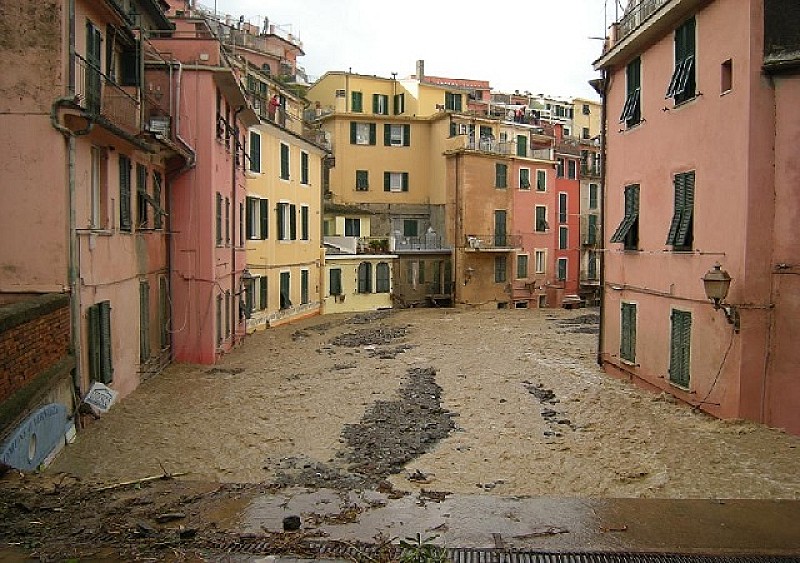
[0,294,71,404]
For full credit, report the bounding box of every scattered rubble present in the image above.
[330,325,408,347]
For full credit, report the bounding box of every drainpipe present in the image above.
[173,61,197,169]
[596,69,608,367]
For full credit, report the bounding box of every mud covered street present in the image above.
[2,308,800,560]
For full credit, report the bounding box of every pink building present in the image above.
[552,126,582,305]
[0,0,189,414]
[596,0,800,434]
[152,6,258,364]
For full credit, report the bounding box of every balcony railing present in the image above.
[74,53,140,133]
[619,0,671,38]
[464,234,521,250]
[465,138,514,156]
[393,234,451,252]
[581,164,601,178]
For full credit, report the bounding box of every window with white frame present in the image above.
[557,257,567,280]
[351,122,375,145]
[345,217,361,237]
[386,124,410,146]
[519,168,531,190]
[535,250,546,274]
[536,169,547,191]
[384,172,408,192]
[516,254,528,279]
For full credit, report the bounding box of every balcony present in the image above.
[619,0,671,38]
[465,138,514,156]
[581,164,601,179]
[73,53,140,133]
[464,234,521,251]
[393,234,451,252]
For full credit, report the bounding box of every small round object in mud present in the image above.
[282,515,301,531]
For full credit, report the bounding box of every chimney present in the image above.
[416,59,425,81]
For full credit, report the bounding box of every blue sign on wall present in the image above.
[1,404,68,472]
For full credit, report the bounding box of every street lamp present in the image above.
[702,263,739,332]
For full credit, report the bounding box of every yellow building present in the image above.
[571,97,602,141]
[243,70,328,330]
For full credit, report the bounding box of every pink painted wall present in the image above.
[601,0,783,425]
[554,173,581,297]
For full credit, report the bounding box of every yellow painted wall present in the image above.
[572,98,602,139]
[322,256,395,313]
[245,121,325,330]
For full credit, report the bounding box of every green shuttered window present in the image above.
[666,171,695,249]
[669,309,692,388]
[609,184,639,250]
[620,302,636,363]
[88,301,113,383]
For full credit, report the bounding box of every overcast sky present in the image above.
[205,0,620,101]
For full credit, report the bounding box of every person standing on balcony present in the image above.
[268,94,279,121]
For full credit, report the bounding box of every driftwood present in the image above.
[97,471,188,492]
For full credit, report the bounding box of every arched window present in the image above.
[376,262,390,293]
[357,262,372,293]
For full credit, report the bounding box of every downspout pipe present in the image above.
[173,60,197,169]
[232,105,245,345]
[596,68,608,367]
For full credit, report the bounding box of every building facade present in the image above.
[596,0,800,434]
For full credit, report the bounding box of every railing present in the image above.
[465,138,515,156]
[74,53,140,133]
[393,234,451,252]
[581,164,601,178]
[619,0,671,38]
[464,234,521,250]
[531,148,554,160]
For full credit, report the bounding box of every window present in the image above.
[224,196,230,245]
[669,309,692,388]
[494,255,507,283]
[373,93,389,115]
[556,158,564,178]
[666,171,695,249]
[721,59,733,93]
[215,192,223,245]
[280,271,291,309]
[301,205,309,240]
[385,124,411,146]
[609,184,640,250]
[557,258,567,281]
[445,92,462,111]
[335,88,345,98]
[139,281,150,362]
[535,205,548,232]
[239,202,244,246]
[329,268,342,296]
[280,143,290,180]
[87,300,113,383]
[589,183,599,209]
[119,155,132,231]
[559,193,568,223]
[249,131,261,173]
[567,160,577,180]
[517,254,528,279]
[384,172,409,192]
[559,226,568,249]
[536,169,547,191]
[495,163,507,188]
[418,260,426,284]
[355,170,369,191]
[85,22,102,113]
[246,197,268,240]
[620,302,637,362]
[582,104,590,115]
[301,269,309,304]
[158,277,169,348]
[582,127,590,140]
[90,146,105,229]
[564,127,571,137]
[519,168,530,190]
[403,219,418,237]
[277,202,293,240]
[376,262,390,293]
[300,151,309,184]
[516,134,527,157]
[494,210,507,247]
[345,217,360,237]
[215,293,222,346]
[587,214,598,245]
[535,250,546,274]
[358,262,372,293]
[258,276,268,310]
[224,290,231,338]
[153,171,163,229]
[588,250,598,280]
[394,93,405,114]
[666,17,696,104]
[620,57,641,127]
[351,91,363,112]
[350,122,377,145]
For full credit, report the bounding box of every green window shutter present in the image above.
[588,214,597,244]
[384,172,391,192]
[301,206,309,240]
[666,173,686,245]
[401,172,409,192]
[669,310,692,387]
[394,93,404,114]
[330,268,341,295]
[372,94,379,114]
[119,155,131,231]
[289,203,297,240]
[98,300,113,383]
[301,270,309,304]
[384,124,391,146]
[280,144,289,179]
[139,281,150,363]
[215,193,222,244]
[403,124,411,146]
[449,121,457,137]
[350,122,357,144]
[352,91,362,112]
[517,135,527,157]
[259,277,267,309]
[159,277,169,348]
[152,172,163,229]
[376,262,390,293]
[88,304,101,381]
[369,123,377,145]
[675,172,694,246]
[419,260,425,284]
[495,163,507,188]
[277,203,285,240]
[260,198,269,239]
[301,152,309,184]
[245,197,254,238]
[356,170,368,190]
[249,131,261,173]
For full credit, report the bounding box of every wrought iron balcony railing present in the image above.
[619,0,671,39]
[73,53,140,133]
[464,233,521,250]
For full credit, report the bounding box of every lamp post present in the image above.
[702,263,739,332]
